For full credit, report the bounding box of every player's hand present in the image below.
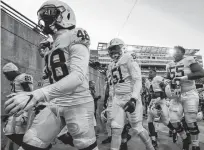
[6,92,28,98]
[6,93,17,98]
[39,35,53,48]
[38,35,53,57]
[4,92,38,117]
[124,98,137,113]
[173,76,188,82]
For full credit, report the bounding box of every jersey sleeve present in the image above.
[40,44,90,101]
[70,28,91,48]
[51,28,90,51]
[127,56,142,99]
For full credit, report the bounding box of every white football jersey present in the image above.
[41,28,92,106]
[108,53,142,96]
[167,56,197,93]
[11,73,33,93]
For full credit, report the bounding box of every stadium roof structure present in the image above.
[97,42,200,55]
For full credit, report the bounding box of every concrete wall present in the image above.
[1,9,106,149]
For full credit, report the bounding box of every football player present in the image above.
[37,34,75,148]
[107,38,154,150]
[101,72,113,144]
[2,62,33,147]
[4,0,98,150]
[147,69,175,147]
[167,46,204,150]
[89,80,101,119]
[101,72,132,150]
[89,80,101,137]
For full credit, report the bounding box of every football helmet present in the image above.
[197,112,203,121]
[2,63,19,81]
[37,0,76,35]
[2,63,18,73]
[107,38,125,62]
[150,104,162,118]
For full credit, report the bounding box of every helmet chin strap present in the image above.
[49,25,58,33]
[41,19,58,35]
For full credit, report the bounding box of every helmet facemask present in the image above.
[108,45,123,62]
[37,5,65,35]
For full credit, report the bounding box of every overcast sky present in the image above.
[5,0,204,58]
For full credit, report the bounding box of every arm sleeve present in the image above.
[39,44,90,101]
[127,58,142,100]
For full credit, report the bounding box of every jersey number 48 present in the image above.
[77,30,90,40]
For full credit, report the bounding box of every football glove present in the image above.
[123,98,137,113]
[38,35,53,58]
[4,90,43,117]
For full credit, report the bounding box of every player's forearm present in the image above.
[187,71,204,80]
[132,78,142,100]
[128,61,142,99]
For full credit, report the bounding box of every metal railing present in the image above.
[1,1,45,37]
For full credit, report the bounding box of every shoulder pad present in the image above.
[51,30,71,49]
[17,73,33,83]
[70,28,91,48]
[51,28,91,50]
[119,53,133,64]
[184,56,196,65]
